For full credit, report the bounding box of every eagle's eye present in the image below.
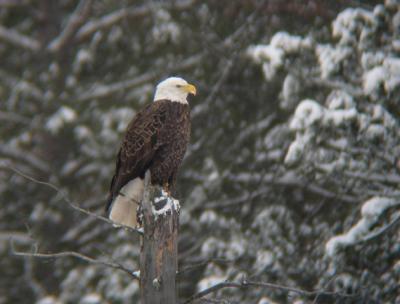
[176,84,182,88]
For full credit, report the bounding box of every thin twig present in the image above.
[75,0,196,43]
[2,164,143,235]
[47,0,93,53]
[11,240,139,279]
[75,53,202,102]
[0,110,30,124]
[0,148,50,173]
[183,278,357,304]
[0,24,41,52]
[178,258,234,276]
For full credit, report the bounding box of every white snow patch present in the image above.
[79,293,102,304]
[132,270,140,278]
[363,66,387,95]
[332,8,376,46]
[326,196,399,257]
[36,296,62,304]
[361,197,398,219]
[152,9,181,43]
[284,132,313,166]
[255,250,274,269]
[316,45,351,78]
[258,297,278,304]
[280,74,300,110]
[46,106,77,133]
[323,108,357,126]
[197,275,226,292]
[73,49,93,74]
[326,90,355,110]
[152,190,180,220]
[290,99,324,131]
[363,57,400,96]
[74,125,92,140]
[247,45,284,80]
[270,31,312,53]
[199,210,218,225]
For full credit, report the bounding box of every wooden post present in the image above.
[140,172,179,304]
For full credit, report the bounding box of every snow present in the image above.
[79,293,102,304]
[270,31,312,53]
[73,49,93,73]
[258,297,278,304]
[132,270,140,278]
[323,108,357,126]
[152,190,180,220]
[289,99,324,131]
[199,210,218,225]
[152,9,181,43]
[332,8,377,46]
[363,66,387,95]
[247,45,284,80]
[197,275,226,292]
[326,197,399,257]
[361,197,398,219]
[285,95,361,165]
[362,56,400,96]
[280,74,300,110]
[316,45,351,78]
[326,90,355,110]
[361,52,385,70]
[284,133,313,165]
[36,297,63,304]
[254,250,274,270]
[46,106,77,133]
[248,32,312,80]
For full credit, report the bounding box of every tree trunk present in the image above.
[140,172,179,304]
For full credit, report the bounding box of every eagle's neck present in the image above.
[153,89,188,104]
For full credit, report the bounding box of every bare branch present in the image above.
[11,241,139,279]
[0,110,30,125]
[0,148,50,173]
[0,0,30,7]
[343,171,400,185]
[183,278,357,304]
[2,164,143,236]
[0,25,41,52]
[75,53,202,102]
[47,0,93,53]
[75,0,196,43]
[178,258,234,277]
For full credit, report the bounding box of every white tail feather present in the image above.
[109,178,144,228]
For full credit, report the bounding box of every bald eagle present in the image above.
[106,77,196,228]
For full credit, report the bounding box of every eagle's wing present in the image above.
[106,100,168,212]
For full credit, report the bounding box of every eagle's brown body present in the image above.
[106,99,191,221]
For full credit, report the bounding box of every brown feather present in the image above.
[106,99,190,212]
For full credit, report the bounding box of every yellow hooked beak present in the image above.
[182,83,197,96]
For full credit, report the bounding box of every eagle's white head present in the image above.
[154,77,196,104]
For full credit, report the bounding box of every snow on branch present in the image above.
[326,196,400,257]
